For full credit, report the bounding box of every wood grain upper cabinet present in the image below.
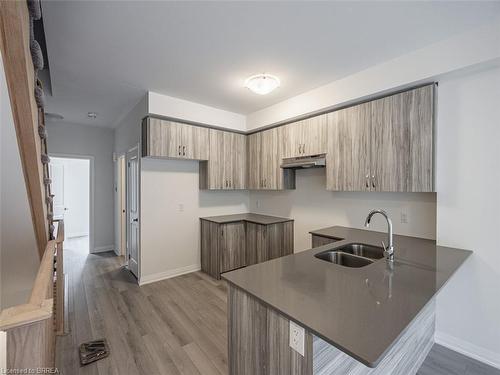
[180,124,210,160]
[326,103,371,191]
[281,115,327,158]
[247,132,261,189]
[326,85,434,192]
[200,129,247,190]
[247,128,295,190]
[370,85,434,192]
[142,118,209,160]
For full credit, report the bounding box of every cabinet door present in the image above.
[301,115,327,156]
[180,124,209,160]
[247,132,262,189]
[146,118,181,158]
[245,222,267,266]
[281,116,327,158]
[281,121,303,158]
[229,133,247,189]
[205,129,225,189]
[260,128,280,189]
[267,222,294,259]
[370,85,434,192]
[220,222,246,273]
[326,103,371,191]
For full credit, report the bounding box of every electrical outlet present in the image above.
[289,321,305,356]
[178,203,184,212]
[256,200,261,208]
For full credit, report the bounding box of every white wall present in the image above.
[148,91,246,131]
[247,17,500,130]
[140,159,249,284]
[47,122,115,252]
[114,96,147,156]
[0,51,40,309]
[435,66,500,368]
[137,92,250,284]
[250,169,436,251]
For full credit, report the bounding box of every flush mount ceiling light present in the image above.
[87,112,97,119]
[244,73,280,95]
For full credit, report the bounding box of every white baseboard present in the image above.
[67,232,89,239]
[139,264,201,286]
[435,331,500,370]
[91,244,115,254]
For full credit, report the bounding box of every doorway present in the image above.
[50,156,92,253]
[116,154,126,256]
[126,146,140,278]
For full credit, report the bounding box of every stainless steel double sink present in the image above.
[314,243,384,268]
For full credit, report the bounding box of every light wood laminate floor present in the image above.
[57,248,500,375]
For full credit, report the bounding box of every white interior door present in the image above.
[126,147,140,278]
[50,157,90,242]
[119,156,127,256]
[50,163,65,220]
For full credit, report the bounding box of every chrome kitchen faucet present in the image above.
[364,209,394,262]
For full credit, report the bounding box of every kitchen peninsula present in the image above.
[223,226,472,375]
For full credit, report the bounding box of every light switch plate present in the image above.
[289,321,305,356]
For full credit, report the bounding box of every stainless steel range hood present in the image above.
[280,154,326,169]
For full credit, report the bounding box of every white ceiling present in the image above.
[41,1,500,128]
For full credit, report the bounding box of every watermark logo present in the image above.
[0,368,59,374]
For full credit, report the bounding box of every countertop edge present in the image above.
[200,214,294,225]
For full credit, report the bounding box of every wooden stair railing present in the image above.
[0,220,65,371]
[0,0,65,371]
[0,0,54,259]
[0,240,57,369]
[54,221,65,335]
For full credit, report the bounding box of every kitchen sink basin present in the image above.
[334,243,385,260]
[315,251,374,268]
[314,243,384,268]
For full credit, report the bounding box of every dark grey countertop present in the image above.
[222,226,472,368]
[200,213,293,225]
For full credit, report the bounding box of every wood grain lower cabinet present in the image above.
[220,222,246,273]
[201,218,294,279]
[142,117,209,160]
[228,286,313,375]
[199,129,247,190]
[246,222,294,266]
[311,234,339,248]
